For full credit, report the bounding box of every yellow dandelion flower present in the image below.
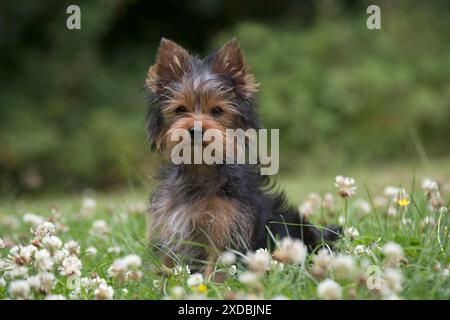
[397,198,410,207]
[196,284,208,294]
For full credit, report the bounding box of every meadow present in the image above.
[1,161,449,300]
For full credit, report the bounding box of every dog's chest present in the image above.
[150,193,247,249]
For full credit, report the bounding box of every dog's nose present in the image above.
[189,127,203,138]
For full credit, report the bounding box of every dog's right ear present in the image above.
[146,38,191,92]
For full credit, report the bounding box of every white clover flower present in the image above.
[270,259,285,272]
[122,254,142,269]
[170,286,185,299]
[45,294,66,300]
[246,249,271,274]
[299,201,315,219]
[433,262,441,271]
[152,279,160,288]
[314,248,333,270]
[80,275,107,292]
[354,199,371,214]
[384,293,401,300]
[42,235,62,251]
[317,279,342,300]
[64,240,80,256]
[0,238,5,248]
[0,260,13,272]
[272,295,289,300]
[238,271,259,286]
[9,245,36,266]
[228,265,238,276]
[85,246,98,256]
[4,266,28,279]
[9,279,31,299]
[34,221,56,239]
[420,216,436,229]
[401,218,412,226]
[122,288,129,295]
[0,215,20,229]
[0,277,6,287]
[381,242,404,266]
[69,288,82,300]
[23,213,45,229]
[383,268,403,293]
[53,249,70,265]
[108,259,127,281]
[80,276,97,290]
[38,272,56,292]
[81,198,97,212]
[334,176,357,198]
[322,193,335,211]
[80,276,93,289]
[311,248,333,277]
[428,194,444,211]
[306,192,321,205]
[332,255,355,278]
[421,178,439,195]
[173,264,190,276]
[59,256,82,277]
[27,272,55,294]
[338,215,346,225]
[94,283,114,300]
[219,251,236,266]
[107,246,122,255]
[90,219,110,236]
[374,196,388,208]
[273,237,307,265]
[383,186,407,201]
[108,254,142,282]
[344,227,360,240]
[187,273,204,287]
[353,245,366,255]
[34,249,54,271]
[127,270,143,281]
[387,206,397,217]
[92,276,108,288]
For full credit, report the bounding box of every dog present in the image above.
[145,38,341,272]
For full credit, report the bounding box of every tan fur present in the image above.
[148,194,253,261]
[146,38,191,92]
[211,38,260,98]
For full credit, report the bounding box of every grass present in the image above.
[0,162,449,300]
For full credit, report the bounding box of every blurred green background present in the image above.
[0,0,449,195]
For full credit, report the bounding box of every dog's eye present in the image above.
[175,106,187,114]
[211,107,223,116]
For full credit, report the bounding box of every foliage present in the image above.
[0,1,449,193]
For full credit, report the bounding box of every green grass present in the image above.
[0,163,449,300]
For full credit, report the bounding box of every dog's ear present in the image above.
[211,38,259,99]
[146,38,191,91]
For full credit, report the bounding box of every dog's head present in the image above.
[145,38,260,156]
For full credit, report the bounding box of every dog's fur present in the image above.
[145,38,340,268]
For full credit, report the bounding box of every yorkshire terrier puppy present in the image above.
[145,38,341,272]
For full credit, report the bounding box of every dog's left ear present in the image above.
[211,38,259,99]
[146,38,192,92]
